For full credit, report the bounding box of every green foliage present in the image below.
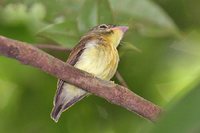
[145,80,200,133]
[0,0,200,133]
[77,0,113,33]
[110,0,179,37]
[37,20,79,47]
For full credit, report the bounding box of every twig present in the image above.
[0,35,162,122]
[35,44,72,52]
[115,71,129,88]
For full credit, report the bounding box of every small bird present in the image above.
[51,24,128,122]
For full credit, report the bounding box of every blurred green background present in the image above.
[0,0,200,133]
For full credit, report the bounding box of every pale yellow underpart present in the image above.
[62,29,123,102]
[109,29,124,47]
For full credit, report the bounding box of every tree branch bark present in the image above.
[0,35,162,122]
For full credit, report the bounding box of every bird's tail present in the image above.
[51,104,64,122]
[51,80,87,122]
[51,94,87,122]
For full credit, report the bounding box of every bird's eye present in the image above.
[99,24,108,29]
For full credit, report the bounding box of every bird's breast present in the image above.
[74,41,119,80]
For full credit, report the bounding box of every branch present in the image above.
[0,35,162,122]
[115,71,129,88]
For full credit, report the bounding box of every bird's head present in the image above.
[84,24,128,47]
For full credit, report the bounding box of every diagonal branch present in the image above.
[0,35,162,122]
[115,71,129,88]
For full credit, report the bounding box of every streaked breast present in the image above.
[74,41,119,80]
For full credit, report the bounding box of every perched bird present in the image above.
[51,24,128,122]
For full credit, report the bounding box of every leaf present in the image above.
[1,3,29,25]
[134,22,178,37]
[29,3,46,21]
[118,42,141,57]
[146,81,200,133]
[40,33,78,47]
[0,79,18,110]
[77,0,113,33]
[170,31,200,57]
[110,0,179,37]
[37,20,79,47]
[97,0,113,24]
[77,0,98,33]
[120,42,142,52]
[154,31,200,102]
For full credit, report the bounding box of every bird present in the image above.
[51,24,128,122]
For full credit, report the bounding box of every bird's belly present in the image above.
[74,45,119,80]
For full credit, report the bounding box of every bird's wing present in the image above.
[54,37,89,105]
[51,37,92,122]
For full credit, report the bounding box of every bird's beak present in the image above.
[111,26,129,34]
[109,26,129,47]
